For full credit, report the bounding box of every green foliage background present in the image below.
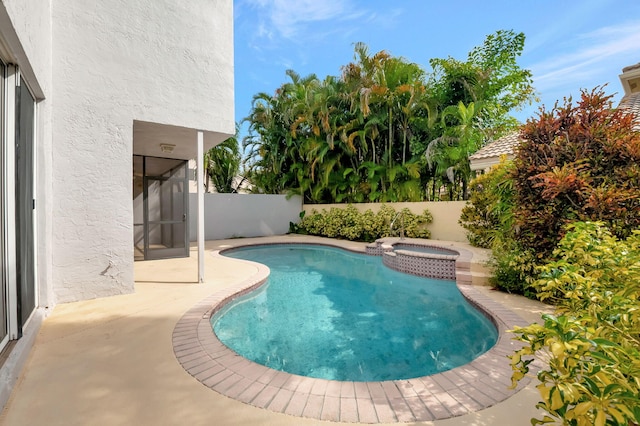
[242,30,535,203]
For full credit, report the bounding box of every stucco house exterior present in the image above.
[0,0,234,407]
[469,62,640,172]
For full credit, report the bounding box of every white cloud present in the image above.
[530,20,640,91]
[243,0,356,40]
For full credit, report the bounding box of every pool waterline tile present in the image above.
[172,239,538,423]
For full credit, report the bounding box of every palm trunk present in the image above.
[388,106,393,169]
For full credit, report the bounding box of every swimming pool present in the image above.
[214,244,497,381]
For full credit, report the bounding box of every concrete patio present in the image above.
[0,235,551,425]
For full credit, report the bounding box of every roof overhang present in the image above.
[470,154,514,172]
[620,63,640,96]
[133,120,232,161]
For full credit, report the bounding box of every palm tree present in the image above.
[425,102,486,199]
[204,129,243,193]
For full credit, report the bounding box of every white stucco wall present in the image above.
[189,195,303,240]
[1,0,51,98]
[50,0,234,302]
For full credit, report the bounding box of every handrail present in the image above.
[389,211,405,240]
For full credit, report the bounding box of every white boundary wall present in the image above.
[189,194,303,241]
[302,201,468,242]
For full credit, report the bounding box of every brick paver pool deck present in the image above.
[173,239,539,423]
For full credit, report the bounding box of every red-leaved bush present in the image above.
[512,87,640,257]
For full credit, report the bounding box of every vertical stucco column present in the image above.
[197,131,204,283]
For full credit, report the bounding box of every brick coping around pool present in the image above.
[172,241,538,423]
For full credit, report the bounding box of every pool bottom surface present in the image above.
[214,245,497,382]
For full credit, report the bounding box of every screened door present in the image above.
[134,156,189,260]
[15,76,35,333]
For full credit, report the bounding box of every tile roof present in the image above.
[470,92,640,168]
[619,91,640,130]
[622,62,640,73]
[469,131,522,161]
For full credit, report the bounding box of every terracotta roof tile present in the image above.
[470,93,640,165]
[469,131,522,161]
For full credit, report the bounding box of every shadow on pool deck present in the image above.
[0,235,552,426]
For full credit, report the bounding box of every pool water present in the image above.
[213,245,497,381]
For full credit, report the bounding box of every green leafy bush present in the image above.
[460,160,515,248]
[295,204,432,242]
[460,160,537,294]
[510,222,640,425]
[488,236,537,295]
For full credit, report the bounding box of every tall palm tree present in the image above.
[425,101,486,199]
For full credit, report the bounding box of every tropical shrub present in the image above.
[400,208,433,239]
[510,222,640,425]
[459,159,515,248]
[488,237,537,295]
[204,129,244,193]
[295,205,432,242]
[467,87,640,294]
[512,87,640,259]
[459,160,538,294]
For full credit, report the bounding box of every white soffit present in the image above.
[132,120,231,160]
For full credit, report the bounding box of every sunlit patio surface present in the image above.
[0,235,551,425]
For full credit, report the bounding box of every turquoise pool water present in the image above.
[213,244,497,381]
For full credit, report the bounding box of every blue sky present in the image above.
[233,0,640,131]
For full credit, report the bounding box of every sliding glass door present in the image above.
[0,60,7,349]
[15,76,36,333]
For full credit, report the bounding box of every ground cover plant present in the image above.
[293,204,432,242]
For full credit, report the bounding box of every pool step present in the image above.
[471,271,492,286]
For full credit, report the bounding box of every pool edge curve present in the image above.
[172,239,538,423]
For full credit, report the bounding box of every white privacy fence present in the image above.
[188,194,303,241]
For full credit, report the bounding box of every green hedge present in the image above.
[292,204,432,242]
